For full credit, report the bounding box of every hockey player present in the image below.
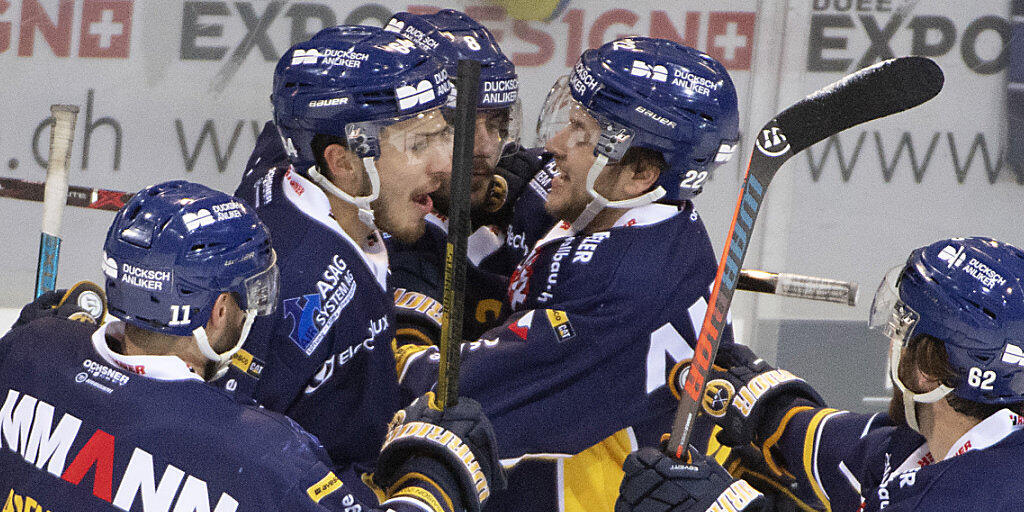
[396,37,742,512]
[381,9,547,344]
[0,181,503,512]
[615,236,1024,512]
[230,26,453,466]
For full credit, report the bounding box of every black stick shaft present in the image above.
[437,59,481,409]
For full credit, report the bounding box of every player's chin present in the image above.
[388,215,426,244]
[543,194,568,220]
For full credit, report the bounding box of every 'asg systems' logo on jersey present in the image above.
[283,255,357,355]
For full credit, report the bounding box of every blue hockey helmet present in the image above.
[871,237,1024,423]
[384,9,520,151]
[103,181,279,379]
[540,37,739,230]
[272,25,453,227]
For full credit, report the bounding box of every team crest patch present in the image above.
[283,293,325,354]
[702,379,735,418]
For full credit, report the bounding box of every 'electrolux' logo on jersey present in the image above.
[304,315,388,394]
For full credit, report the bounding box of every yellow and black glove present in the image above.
[13,281,106,329]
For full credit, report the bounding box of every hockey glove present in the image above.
[669,344,825,448]
[13,280,106,329]
[374,392,506,512]
[720,444,824,511]
[616,445,765,512]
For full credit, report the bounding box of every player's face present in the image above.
[432,108,509,214]
[373,109,453,242]
[543,103,604,222]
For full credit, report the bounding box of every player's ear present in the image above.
[911,365,942,393]
[207,293,235,329]
[620,156,660,197]
[322,143,365,190]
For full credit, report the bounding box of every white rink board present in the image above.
[0,1,1019,361]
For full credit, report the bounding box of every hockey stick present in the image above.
[667,57,944,457]
[737,269,858,306]
[436,59,482,409]
[35,105,80,298]
[0,176,132,212]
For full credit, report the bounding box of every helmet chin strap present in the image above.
[570,153,666,233]
[193,310,258,382]
[888,338,954,432]
[306,156,381,230]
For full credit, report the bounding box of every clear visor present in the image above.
[352,107,455,161]
[244,249,280,316]
[535,75,573,147]
[869,265,920,345]
[499,98,523,157]
[476,102,522,168]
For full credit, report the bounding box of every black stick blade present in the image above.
[778,56,943,155]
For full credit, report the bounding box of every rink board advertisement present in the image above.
[0,0,757,300]
[0,1,1019,408]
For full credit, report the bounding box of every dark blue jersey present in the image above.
[387,146,554,345]
[232,165,409,467]
[478,152,558,279]
[387,214,512,344]
[397,203,731,512]
[0,319,429,512]
[769,407,1024,511]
